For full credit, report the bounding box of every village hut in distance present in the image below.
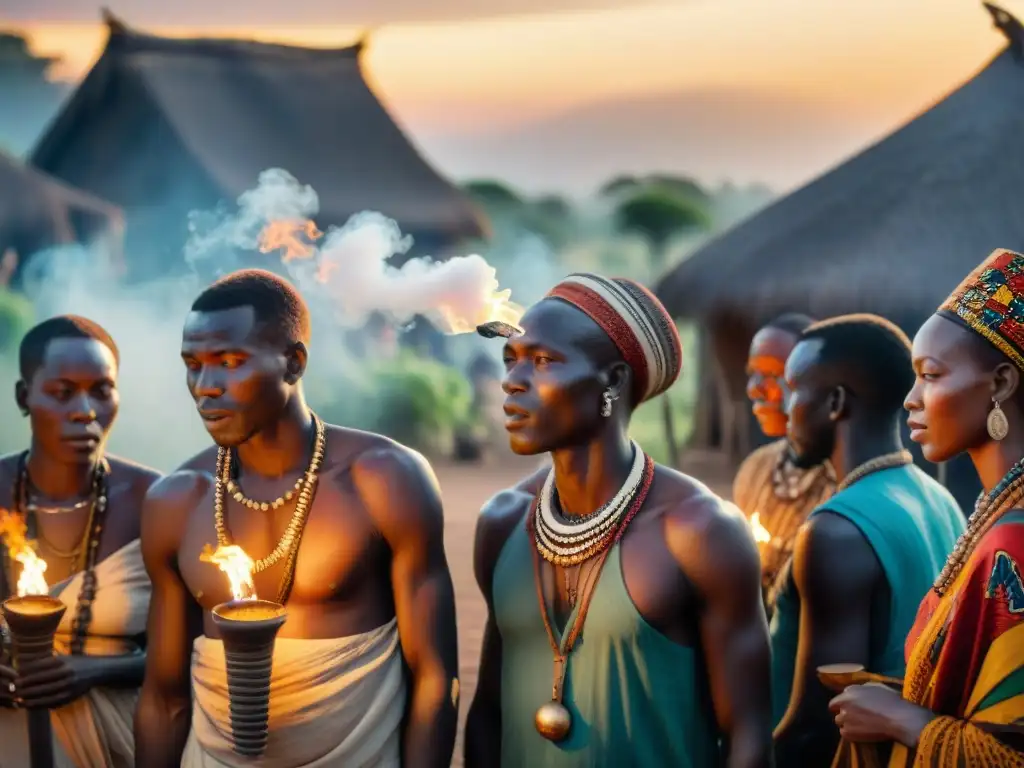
[29,10,487,282]
[655,2,1024,512]
[0,150,123,286]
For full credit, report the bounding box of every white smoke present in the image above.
[188,169,521,334]
[2,168,544,469]
[16,244,209,470]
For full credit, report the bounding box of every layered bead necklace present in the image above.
[3,452,109,655]
[212,413,325,604]
[533,440,646,567]
[903,457,1024,704]
[934,457,1024,596]
[529,443,655,743]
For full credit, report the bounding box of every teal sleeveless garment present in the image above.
[493,522,722,767]
[769,464,966,725]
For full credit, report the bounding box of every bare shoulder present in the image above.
[142,470,211,543]
[792,511,879,599]
[0,451,21,491]
[652,465,761,587]
[106,455,163,494]
[175,445,218,474]
[478,485,532,552]
[475,486,532,600]
[335,425,442,534]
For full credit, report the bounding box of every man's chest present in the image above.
[177,484,385,610]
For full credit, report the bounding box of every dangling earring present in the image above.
[988,398,1009,441]
[600,390,615,418]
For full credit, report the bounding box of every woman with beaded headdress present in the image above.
[0,316,161,767]
[733,312,836,612]
[830,248,1024,766]
[465,273,772,768]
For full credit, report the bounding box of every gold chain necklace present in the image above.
[835,450,913,493]
[213,414,326,574]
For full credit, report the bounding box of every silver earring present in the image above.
[600,390,614,418]
[988,398,1009,441]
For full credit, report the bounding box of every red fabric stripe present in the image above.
[624,279,683,380]
[548,282,650,401]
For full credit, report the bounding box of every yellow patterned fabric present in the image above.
[887,515,1024,766]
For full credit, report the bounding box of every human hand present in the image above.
[829,683,934,746]
[7,655,92,710]
[0,662,15,709]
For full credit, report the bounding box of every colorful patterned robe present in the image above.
[889,510,1024,766]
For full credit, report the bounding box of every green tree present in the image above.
[462,179,524,211]
[0,285,33,353]
[614,188,712,270]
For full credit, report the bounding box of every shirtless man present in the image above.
[464,273,772,768]
[0,315,160,767]
[134,269,459,767]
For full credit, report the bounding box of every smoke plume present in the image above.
[1,168,542,470]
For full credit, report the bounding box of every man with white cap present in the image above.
[464,273,772,767]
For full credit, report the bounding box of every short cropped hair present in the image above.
[799,313,914,416]
[764,312,816,337]
[191,268,311,346]
[19,315,120,382]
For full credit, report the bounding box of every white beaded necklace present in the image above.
[534,441,645,562]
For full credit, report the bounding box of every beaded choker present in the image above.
[533,442,648,566]
[835,450,913,493]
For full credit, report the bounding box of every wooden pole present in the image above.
[661,395,680,469]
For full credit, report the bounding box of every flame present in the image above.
[0,509,48,596]
[434,287,524,335]
[201,544,257,602]
[258,219,323,262]
[749,512,773,544]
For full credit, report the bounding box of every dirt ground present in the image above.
[434,450,734,766]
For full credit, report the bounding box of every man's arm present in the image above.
[773,512,879,767]
[134,473,205,768]
[353,446,459,768]
[464,489,526,767]
[669,502,773,768]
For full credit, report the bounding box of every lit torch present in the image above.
[0,509,66,768]
[201,544,286,757]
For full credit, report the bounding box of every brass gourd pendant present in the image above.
[534,699,572,742]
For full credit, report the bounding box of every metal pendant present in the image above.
[534,700,572,742]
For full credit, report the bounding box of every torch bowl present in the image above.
[211,599,287,756]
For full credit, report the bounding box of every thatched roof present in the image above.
[30,10,486,245]
[0,151,122,271]
[655,2,1024,330]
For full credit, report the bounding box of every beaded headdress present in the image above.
[939,248,1024,371]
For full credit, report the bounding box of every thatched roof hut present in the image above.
[0,150,123,283]
[655,2,1024,510]
[29,10,487,281]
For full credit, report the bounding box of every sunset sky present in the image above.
[3,0,1021,193]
